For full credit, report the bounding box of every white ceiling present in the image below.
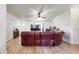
[7,4,72,21]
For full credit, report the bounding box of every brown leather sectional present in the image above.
[21,31,64,46]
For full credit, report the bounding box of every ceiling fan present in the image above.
[25,6,48,20]
[37,6,47,19]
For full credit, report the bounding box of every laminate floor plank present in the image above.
[7,36,79,54]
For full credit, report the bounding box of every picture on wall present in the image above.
[30,22,43,31]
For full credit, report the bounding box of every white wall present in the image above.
[53,10,71,29]
[17,19,53,32]
[7,12,19,41]
[0,4,6,53]
[71,5,79,44]
[53,10,72,43]
[52,5,79,44]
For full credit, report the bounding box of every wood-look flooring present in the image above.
[7,36,79,54]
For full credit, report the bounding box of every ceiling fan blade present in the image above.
[40,16,47,18]
[42,17,46,18]
[37,6,45,18]
[25,15,38,19]
[39,6,44,13]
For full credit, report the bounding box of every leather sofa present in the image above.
[21,31,64,46]
[41,32,54,46]
[54,31,64,46]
